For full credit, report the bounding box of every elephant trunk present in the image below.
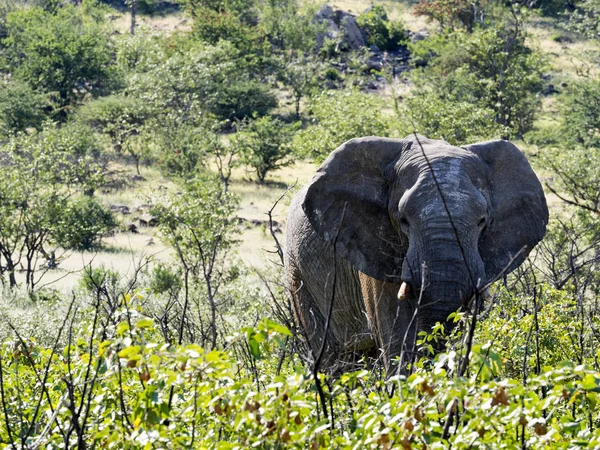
[403,237,486,338]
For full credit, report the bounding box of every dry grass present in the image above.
[36,159,317,291]
[109,10,191,35]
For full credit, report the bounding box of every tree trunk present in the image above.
[130,0,138,35]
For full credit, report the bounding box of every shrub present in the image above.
[0,79,49,135]
[211,81,277,121]
[79,265,120,294]
[559,78,600,149]
[3,3,117,116]
[149,263,181,295]
[52,196,117,250]
[409,26,545,137]
[398,90,505,145]
[77,95,152,152]
[356,5,407,51]
[127,41,274,122]
[295,89,391,161]
[235,115,299,183]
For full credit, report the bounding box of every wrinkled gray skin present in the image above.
[285,135,548,371]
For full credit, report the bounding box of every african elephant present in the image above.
[285,135,548,371]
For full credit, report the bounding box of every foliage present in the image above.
[414,0,488,31]
[409,25,546,137]
[541,145,600,214]
[0,79,50,135]
[128,41,275,122]
[179,0,265,53]
[77,94,152,152]
[564,0,600,39]
[558,77,600,150]
[19,122,107,194]
[114,27,166,74]
[212,81,278,121]
[356,5,408,51]
[234,115,299,183]
[295,89,391,161]
[398,88,505,145]
[0,123,109,288]
[79,265,121,295]
[1,281,600,448]
[52,195,117,250]
[2,2,117,116]
[277,54,321,118]
[151,175,239,347]
[258,0,320,52]
[149,262,181,295]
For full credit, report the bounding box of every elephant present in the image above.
[285,135,548,371]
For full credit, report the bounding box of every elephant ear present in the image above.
[466,140,549,281]
[303,137,410,282]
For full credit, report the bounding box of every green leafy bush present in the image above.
[212,81,277,121]
[77,94,152,152]
[295,89,391,161]
[559,78,600,149]
[0,79,49,134]
[235,115,299,182]
[398,89,505,145]
[3,3,117,116]
[356,5,407,51]
[409,26,546,137]
[79,265,121,294]
[52,196,117,250]
[149,262,181,295]
[127,41,274,122]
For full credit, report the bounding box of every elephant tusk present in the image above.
[398,282,410,301]
[482,287,492,301]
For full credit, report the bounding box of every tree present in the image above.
[77,94,152,153]
[277,54,321,118]
[559,78,600,151]
[294,89,391,161]
[52,195,117,250]
[127,41,276,123]
[356,5,408,51]
[151,175,239,348]
[2,2,116,117]
[565,0,600,39]
[0,79,50,135]
[398,89,505,145]
[235,116,299,183]
[258,0,319,52]
[409,22,545,137]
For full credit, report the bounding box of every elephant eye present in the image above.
[478,216,487,229]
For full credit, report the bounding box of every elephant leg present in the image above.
[359,272,418,373]
[289,270,341,369]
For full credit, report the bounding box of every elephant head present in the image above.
[302,135,548,341]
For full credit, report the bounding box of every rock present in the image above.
[127,223,138,233]
[145,238,155,246]
[410,29,430,43]
[366,57,384,71]
[340,15,366,50]
[131,174,146,182]
[542,84,556,96]
[316,4,335,19]
[369,44,381,53]
[139,215,159,227]
[110,204,130,215]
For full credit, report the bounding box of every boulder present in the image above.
[340,15,366,50]
[314,6,366,51]
[410,29,430,43]
[110,204,130,215]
